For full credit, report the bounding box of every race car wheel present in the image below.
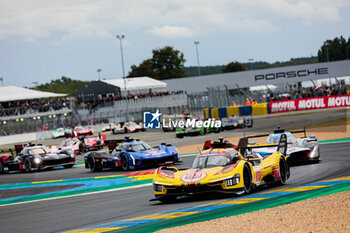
[124,127,128,133]
[88,157,101,172]
[121,154,129,171]
[24,157,32,173]
[64,164,74,169]
[0,161,3,174]
[278,157,287,185]
[243,164,252,194]
[176,134,184,139]
[79,144,84,154]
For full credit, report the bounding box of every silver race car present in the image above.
[248,128,320,165]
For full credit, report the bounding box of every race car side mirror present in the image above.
[277,133,288,156]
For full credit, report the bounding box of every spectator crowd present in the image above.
[0,98,70,117]
[78,90,184,112]
[265,84,350,102]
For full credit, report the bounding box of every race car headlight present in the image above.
[153,183,163,192]
[225,174,240,187]
[34,157,42,164]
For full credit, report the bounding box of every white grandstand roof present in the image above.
[0,86,67,102]
[250,84,278,92]
[102,76,167,90]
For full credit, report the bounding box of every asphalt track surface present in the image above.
[0,109,349,233]
[0,142,349,233]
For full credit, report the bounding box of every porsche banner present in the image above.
[269,95,350,114]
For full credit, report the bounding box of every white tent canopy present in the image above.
[0,86,67,102]
[102,77,167,94]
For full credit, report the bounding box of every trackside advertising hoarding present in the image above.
[270,95,350,113]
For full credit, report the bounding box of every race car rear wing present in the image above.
[238,133,288,157]
[0,148,15,158]
[104,139,124,153]
[245,127,307,139]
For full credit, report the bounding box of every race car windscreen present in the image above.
[266,133,296,144]
[192,155,231,168]
[124,143,152,151]
[74,126,84,131]
[29,147,50,155]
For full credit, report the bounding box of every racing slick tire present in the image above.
[24,157,32,173]
[88,157,101,172]
[176,134,184,139]
[79,144,85,154]
[243,164,252,194]
[64,164,74,169]
[277,157,288,185]
[0,161,3,174]
[121,153,130,171]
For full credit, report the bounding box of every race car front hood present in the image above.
[39,153,72,160]
[160,163,241,186]
[131,149,172,159]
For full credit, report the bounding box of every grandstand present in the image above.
[0,86,72,136]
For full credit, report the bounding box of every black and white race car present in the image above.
[0,143,75,173]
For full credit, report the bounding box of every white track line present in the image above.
[0,183,152,207]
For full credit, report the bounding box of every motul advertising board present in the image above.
[270,95,350,114]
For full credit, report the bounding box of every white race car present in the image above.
[112,121,144,134]
[249,128,320,165]
[102,123,118,132]
[59,137,85,155]
[51,128,69,139]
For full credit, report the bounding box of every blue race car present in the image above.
[84,137,179,171]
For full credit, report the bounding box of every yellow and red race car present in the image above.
[152,135,290,202]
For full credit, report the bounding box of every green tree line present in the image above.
[318,36,350,62]
[33,76,89,96]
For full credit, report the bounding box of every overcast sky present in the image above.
[1,0,349,87]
